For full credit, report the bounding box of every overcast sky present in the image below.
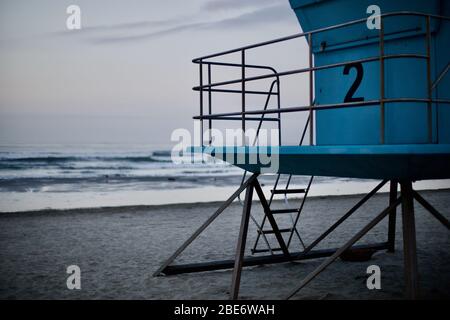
[0,0,307,147]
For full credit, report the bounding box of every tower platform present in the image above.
[191,144,450,180]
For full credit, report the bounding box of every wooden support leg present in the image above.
[388,180,398,252]
[230,181,254,300]
[400,181,419,299]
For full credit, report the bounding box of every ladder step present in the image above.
[270,208,298,214]
[258,228,292,234]
[251,248,283,254]
[271,188,306,194]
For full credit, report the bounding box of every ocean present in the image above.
[1,144,449,212]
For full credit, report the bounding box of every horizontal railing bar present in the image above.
[322,27,421,51]
[193,34,308,63]
[193,54,428,90]
[431,98,450,104]
[194,101,379,119]
[200,116,280,122]
[193,98,450,120]
[193,88,279,95]
[200,61,277,73]
[192,12,450,63]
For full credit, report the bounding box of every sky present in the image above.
[0,0,308,147]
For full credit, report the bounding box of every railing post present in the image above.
[379,17,385,144]
[277,79,282,146]
[208,63,213,145]
[308,33,314,146]
[241,50,246,146]
[425,15,433,143]
[199,60,204,147]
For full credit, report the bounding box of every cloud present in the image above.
[56,1,282,40]
[50,16,188,38]
[204,4,293,29]
[89,4,293,44]
[80,19,178,32]
[1,1,295,50]
[89,22,206,44]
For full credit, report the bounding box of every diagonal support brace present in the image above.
[154,173,259,276]
[413,190,450,230]
[286,196,402,299]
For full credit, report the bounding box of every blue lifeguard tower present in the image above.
[155,0,450,299]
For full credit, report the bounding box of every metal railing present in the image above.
[192,11,450,147]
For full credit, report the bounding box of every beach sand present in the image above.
[0,189,449,300]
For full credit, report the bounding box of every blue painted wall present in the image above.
[289,0,449,145]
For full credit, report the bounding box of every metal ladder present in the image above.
[239,111,314,255]
[250,173,314,254]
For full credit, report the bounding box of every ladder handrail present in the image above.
[284,113,311,202]
[235,78,280,254]
[238,79,280,205]
[286,175,314,248]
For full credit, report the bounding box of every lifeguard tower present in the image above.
[155,0,450,299]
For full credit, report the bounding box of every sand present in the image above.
[0,189,449,299]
